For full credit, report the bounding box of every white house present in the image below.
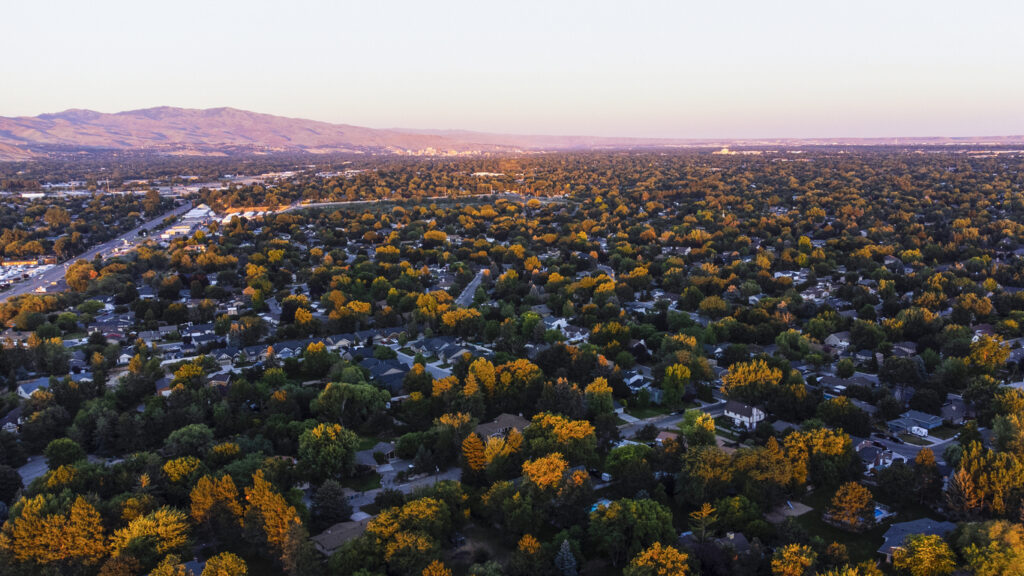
[723,400,766,430]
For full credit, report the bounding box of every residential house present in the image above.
[475,413,530,439]
[723,400,765,430]
[887,410,944,436]
[17,377,50,400]
[0,406,22,434]
[856,440,906,473]
[941,394,968,425]
[358,356,407,394]
[310,516,372,556]
[656,431,680,446]
[824,331,851,351]
[877,518,956,563]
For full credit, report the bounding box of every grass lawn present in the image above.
[357,436,381,451]
[359,502,381,515]
[898,433,931,446]
[930,425,959,440]
[625,405,671,420]
[713,416,740,440]
[342,472,382,492]
[794,489,889,563]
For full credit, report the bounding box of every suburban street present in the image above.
[1,202,192,302]
[393,349,452,379]
[348,463,462,512]
[455,270,484,307]
[616,398,726,439]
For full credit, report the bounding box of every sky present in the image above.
[2,0,1022,138]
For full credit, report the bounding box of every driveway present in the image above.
[18,456,48,485]
[393,349,452,379]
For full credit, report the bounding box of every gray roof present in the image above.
[724,400,758,418]
[877,518,956,556]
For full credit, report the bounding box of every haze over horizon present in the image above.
[3,0,1023,139]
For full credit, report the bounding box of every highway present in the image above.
[2,203,193,302]
[278,192,570,213]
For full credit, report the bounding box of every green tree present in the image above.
[0,464,23,504]
[312,381,389,430]
[298,423,359,482]
[311,479,353,531]
[661,364,690,408]
[44,437,86,468]
[165,424,214,457]
[680,409,716,447]
[553,539,578,576]
[588,498,674,566]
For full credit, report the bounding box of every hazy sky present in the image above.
[2,0,1022,138]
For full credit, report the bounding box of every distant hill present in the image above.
[0,106,1022,161]
[0,107,506,160]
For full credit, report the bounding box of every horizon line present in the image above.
[3,105,1023,144]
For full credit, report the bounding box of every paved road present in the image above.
[17,456,48,485]
[2,203,193,302]
[456,270,484,307]
[280,192,571,214]
[617,398,726,439]
[393,349,452,379]
[349,465,462,511]
[865,434,956,465]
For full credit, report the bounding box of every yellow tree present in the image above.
[624,542,690,576]
[461,433,486,472]
[517,534,541,555]
[721,358,786,403]
[244,471,304,569]
[422,559,453,576]
[191,474,243,528]
[828,482,873,530]
[688,502,717,543]
[109,507,190,558]
[150,555,193,576]
[771,543,817,576]
[202,551,248,576]
[522,453,569,492]
[0,495,107,567]
[585,377,614,415]
[892,534,955,576]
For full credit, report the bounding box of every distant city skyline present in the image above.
[2,0,1022,138]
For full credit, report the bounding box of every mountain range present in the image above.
[1,106,1022,161]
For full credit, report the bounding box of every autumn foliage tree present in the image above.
[827,482,874,531]
[771,543,817,576]
[0,495,107,569]
[243,471,306,572]
[624,542,690,576]
[892,534,956,576]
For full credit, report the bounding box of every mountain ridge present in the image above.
[1,106,1023,161]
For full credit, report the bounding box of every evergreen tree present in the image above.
[554,539,578,576]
